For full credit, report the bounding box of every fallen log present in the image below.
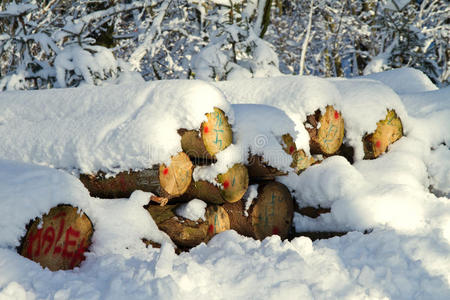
[179,107,233,160]
[19,205,93,271]
[223,182,294,240]
[79,152,193,200]
[305,105,345,156]
[363,109,403,159]
[146,204,230,248]
[183,164,249,204]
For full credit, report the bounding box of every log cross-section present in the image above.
[363,109,403,159]
[223,182,293,240]
[19,205,93,271]
[180,107,233,160]
[306,105,345,156]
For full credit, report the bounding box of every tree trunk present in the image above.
[363,109,403,159]
[146,204,230,248]
[179,107,233,160]
[79,152,193,200]
[183,163,249,204]
[223,181,294,240]
[19,205,93,271]
[305,105,345,155]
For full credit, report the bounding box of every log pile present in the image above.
[18,103,404,269]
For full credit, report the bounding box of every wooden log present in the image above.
[305,105,345,156]
[223,182,294,240]
[179,107,233,160]
[146,204,230,248]
[282,133,317,174]
[184,164,249,204]
[247,133,316,179]
[79,152,193,200]
[247,154,287,181]
[19,205,93,271]
[363,109,403,159]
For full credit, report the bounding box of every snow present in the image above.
[0,80,231,174]
[0,159,172,251]
[175,199,207,221]
[0,68,449,299]
[362,67,438,94]
[215,75,342,154]
[244,184,259,217]
[329,77,408,160]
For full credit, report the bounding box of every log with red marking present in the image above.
[223,181,294,240]
[19,205,93,271]
[79,152,193,201]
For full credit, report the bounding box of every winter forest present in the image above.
[0,0,448,91]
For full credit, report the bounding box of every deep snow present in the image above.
[0,68,449,299]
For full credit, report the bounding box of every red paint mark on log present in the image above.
[375,140,381,148]
[62,227,80,258]
[208,225,214,234]
[272,227,279,235]
[223,180,230,189]
[334,111,339,120]
[289,145,295,154]
[119,176,127,192]
[163,168,169,175]
[204,126,209,134]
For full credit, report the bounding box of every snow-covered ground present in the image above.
[0,68,449,299]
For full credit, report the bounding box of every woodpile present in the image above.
[17,103,405,268]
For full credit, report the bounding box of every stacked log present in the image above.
[183,163,249,204]
[363,109,403,159]
[223,182,294,240]
[79,152,193,202]
[145,204,230,248]
[179,107,233,161]
[19,205,93,271]
[305,105,345,156]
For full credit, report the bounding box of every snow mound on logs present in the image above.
[0,159,172,250]
[0,80,231,174]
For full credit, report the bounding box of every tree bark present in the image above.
[305,105,345,156]
[19,205,93,271]
[223,181,294,240]
[182,163,249,204]
[179,107,233,160]
[363,109,403,159]
[79,152,193,200]
[146,204,230,248]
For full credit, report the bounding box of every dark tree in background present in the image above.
[0,0,448,90]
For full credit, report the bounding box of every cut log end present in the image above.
[224,182,294,240]
[159,152,193,197]
[205,205,230,239]
[217,163,249,203]
[250,182,294,240]
[19,205,93,271]
[291,149,316,174]
[363,109,403,159]
[201,107,233,157]
[306,105,345,156]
